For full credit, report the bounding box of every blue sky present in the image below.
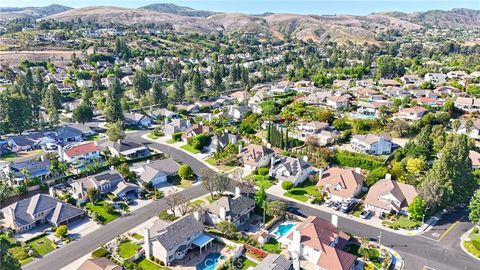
[1,0,479,15]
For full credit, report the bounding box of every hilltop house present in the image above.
[455,97,480,112]
[143,214,212,266]
[269,156,312,186]
[139,158,180,187]
[296,121,329,138]
[326,96,350,109]
[237,144,275,170]
[317,167,364,203]
[424,73,446,84]
[469,150,480,169]
[393,106,428,121]
[1,194,85,233]
[456,120,480,140]
[204,187,255,227]
[284,216,357,270]
[317,130,340,146]
[350,133,392,155]
[364,174,417,216]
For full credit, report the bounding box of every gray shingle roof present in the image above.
[254,254,292,270]
[207,195,255,220]
[140,158,179,183]
[151,214,204,250]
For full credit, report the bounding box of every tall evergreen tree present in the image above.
[104,78,124,123]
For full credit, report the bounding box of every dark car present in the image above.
[286,207,306,218]
[332,202,342,210]
[379,212,386,220]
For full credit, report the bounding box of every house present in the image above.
[356,79,374,88]
[76,79,93,89]
[317,167,364,202]
[227,105,251,120]
[424,73,446,84]
[71,170,139,202]
[56,124,96,144]
[8,132,55,152]
[285,216,357,270]
[139,158,180,187]
[454,97,480,112]
[356,101,390,118]
[237,144,275,170]
[447,70,472,80]
[205,187,255,227]
[412,97,444,107]
[229,91,251,103]
[470,150,480,169]
[102,139,151,159]
[2,156,52,186]
[61,142,101,166]
[364,174,417,216]
[296,121,329,138]
[305,91,332,105]
[380,86,409,98]
[174,104,199,114]
[52,82,74,94]
[350,133,392,155]
[124,112,152,127]
[434,86,463,97]
[77,257,123,270]
[393,106,428,121]
[121,75,134,86]
[326,96,349,109]
[317,130,340,146]
[151,108,179,121]
[143,213,211,266]
[456,120,480,140]
[270,81,293,95]
[208,132,240,153]
[351,87,377,99]
[165,118,191,135]
[181,124,212,142]
[401,75,424,86]
[269,156,312,186]
[378,79,401,87]
[1,194,85,233]
[253,254,292,270]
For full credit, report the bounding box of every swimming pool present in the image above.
[196,252,225,270]
[273,223,295,237]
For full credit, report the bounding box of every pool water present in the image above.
[273,223,295,237]
[196,252,225,270]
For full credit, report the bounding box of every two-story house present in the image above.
[204,187,255,227]
[237,144,275,170]
[269,156,312,186]
[350,134,392,155]
[317,167,364,203]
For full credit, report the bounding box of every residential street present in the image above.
[23,133,478,270]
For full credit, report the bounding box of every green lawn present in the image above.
[205,157,234,172]
[236,256,257,269]
[0,153,17,161]
[245,174,274,189]
[132,233,143,240]
[180,144,200,154]
[26,236,56,256]
[85,134,102,141]
[167,175,193,188]
[86,201,120,224]
[382,216,422,230]
[166,139,176,144]
[369,249,382,269]
[147,133,160,140]
[0,233,17,245]
[118,241,141,259]
[263,238,281,254]
[206,194,221,203]
[464,231,480,258]
[135,257,170,270]
[283,182,321,202]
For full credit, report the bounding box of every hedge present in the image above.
[333,150,384,170]
[172,131,183,142]
[281,181,294,190]
[258,167,270,176]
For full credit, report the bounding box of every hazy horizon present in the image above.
[0,0,479,16]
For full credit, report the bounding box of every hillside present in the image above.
[0,4,71,20]
[140,3,217,17]
[42,5,480,43]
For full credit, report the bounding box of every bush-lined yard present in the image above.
[86,200,120,224]
[118,240,141,259]
[283,181,322,202]
[26,235,56,256]
[382,216,421,230]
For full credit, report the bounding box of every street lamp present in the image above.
[422,204,431,224]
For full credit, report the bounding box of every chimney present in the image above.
[385,173,392,180]
[292,229,301,254]
[146,160,151,164]
[267,143,272,148]
[270,156,276,166]
[331,214,338,228]
[224,128,228,133]
[238,144,243,154]
[235,186,241,197]
[193,211,201,221]
[302,155,308,162]
[58,145,64,162]
[219,206,226,221]
[318,168,324,181]
[8,207,16,228]
[94,140,98,146]
[40,155,45,162]
[48,187,55,197]
[110,165,114,171]
[144,227,151,259]
[355,167,361,174]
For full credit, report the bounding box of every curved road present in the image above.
[24,133,477,270]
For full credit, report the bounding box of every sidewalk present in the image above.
[267,183,431,236]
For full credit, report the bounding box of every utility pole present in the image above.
[379,229,383,245]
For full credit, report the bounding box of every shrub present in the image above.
[473,227,479,234]
[172,131,183,142]
[365,167,388,186]
[311,194,325,205]
[258,167,270,176]
[333,150,383,170]
[104,203,115,215]
[158,210,177,221]
[188,134,210,150]
[178,164,193,179]
[281,181,294,190]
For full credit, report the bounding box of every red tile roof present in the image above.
[64,142,99,158]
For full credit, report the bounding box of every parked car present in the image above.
[360,210,372,219]
[379,212,386,220]
[324,200,334,207]
[340,200,356,213]
[332,202,342,210]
